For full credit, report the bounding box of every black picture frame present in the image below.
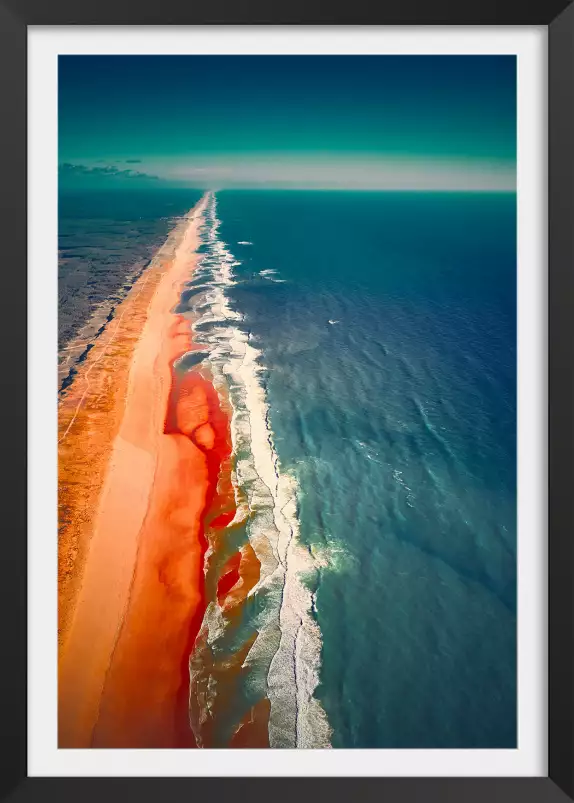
[3,1,571,801]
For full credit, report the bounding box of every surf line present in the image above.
[186,192,332,748]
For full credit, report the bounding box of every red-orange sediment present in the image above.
[217,553,242,604]
[218,543,261,612]
[210,510,237,530]
[230,698,271,748]
[91,370,233,748]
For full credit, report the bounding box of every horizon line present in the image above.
[59,184,517,194]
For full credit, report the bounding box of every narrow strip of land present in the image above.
[58,195,209,748]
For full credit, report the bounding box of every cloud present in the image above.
[59,162,159,183]
[162,154,516,193]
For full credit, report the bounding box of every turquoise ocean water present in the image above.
[207,190,517,748]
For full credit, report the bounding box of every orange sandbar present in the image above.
[58,195,217,748]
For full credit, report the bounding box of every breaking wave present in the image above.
[185,192,331,748]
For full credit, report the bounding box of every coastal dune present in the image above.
[58,194,216,748]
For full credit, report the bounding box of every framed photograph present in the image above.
[3,1,571,801]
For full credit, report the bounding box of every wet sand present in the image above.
[58,195,212,747]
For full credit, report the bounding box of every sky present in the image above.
[58,55,516,192]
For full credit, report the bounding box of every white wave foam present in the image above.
[309,539,356,574]
[259,269,286,283]
[188,191,332,749]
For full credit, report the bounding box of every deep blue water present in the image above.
[215,190,517,748]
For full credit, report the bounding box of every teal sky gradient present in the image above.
[59,56,516,191]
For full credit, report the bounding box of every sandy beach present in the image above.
[58,194,217,748]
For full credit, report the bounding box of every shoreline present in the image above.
[182,197,330,749]
[58,194,211,747]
